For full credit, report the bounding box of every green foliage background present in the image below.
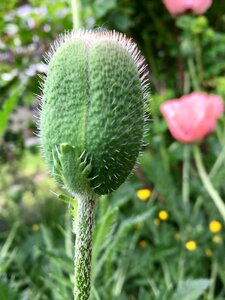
[0,0,225,299]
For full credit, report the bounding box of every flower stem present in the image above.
[74,194,98,300]
[187,57,200,91]
[194,36,203,83]
[193,145,225,223]
[182,144,190,207]
[71,0,81,30]
[208,260,217,300]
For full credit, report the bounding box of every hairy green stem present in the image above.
[183,71,191,94]
[182,144,190,207]
[71,0,81,30]
[208,260,217,300]
[193,145,225,223]
[74,194,98,299]
[194,37,203,83]
[187,57,200,91]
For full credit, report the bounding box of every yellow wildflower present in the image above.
[138,240,148,248]
[136,188,151,201]
[185,240,197,251]
[158,210,169,221]
[209,220,222,233]
[32,224,40,232]
[205,248,212,257]
[212,235,222,244]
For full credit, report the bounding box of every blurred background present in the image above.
[0,0,225,299]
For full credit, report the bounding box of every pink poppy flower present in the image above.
[163,0,212,16]
[160,92,224,143]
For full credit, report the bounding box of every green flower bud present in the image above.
[39,30,149,196]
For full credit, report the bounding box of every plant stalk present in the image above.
[187,57,200,91]
[194,36,204,83]
[193,145,225,223]
[74,194,98,300]
[71,0,81,30]
[208,260,217,300]
[182,144,190,207]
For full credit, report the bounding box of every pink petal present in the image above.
[163,0,212,15]
[160,92,224,143]
[208,95,224,118]
[163,0,188,15]
[191,0,212,14]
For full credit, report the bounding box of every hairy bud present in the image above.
[39,30,149,196]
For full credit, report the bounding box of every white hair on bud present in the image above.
[42,29,150,104]
[36,29,151,190]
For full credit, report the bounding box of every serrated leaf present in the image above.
[93,207,155,280]
[58,194,76,206]
[172,279,210,300]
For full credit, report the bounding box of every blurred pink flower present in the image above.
[163,0,212,15]
[160,92,224,143]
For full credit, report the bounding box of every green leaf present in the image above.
[0,85,25,139]
[93,207,155,280]
[110,208,156,252]
[92,206,119,264]
[113,13,130,31]
[176,15,194,30]
[172,279,210,300]
[40,249,73,273]
[57,194,78,219]
[0,281,17,300]
[93,0,117,18]
[58,194,76,206]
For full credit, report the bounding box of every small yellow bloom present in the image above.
[158,210,169,221]
[153,218,160,225]
[209,220,222,233]
[212,235,222,244]
[185,240,197,251]
[136,188,151,201]
[138,240,148,248]
[205,248,212,257]
[32,224,40,232]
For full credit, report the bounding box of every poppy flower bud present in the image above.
[39,30,149,196]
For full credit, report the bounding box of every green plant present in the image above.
[39,29,149,299]
[0,84,26,140]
